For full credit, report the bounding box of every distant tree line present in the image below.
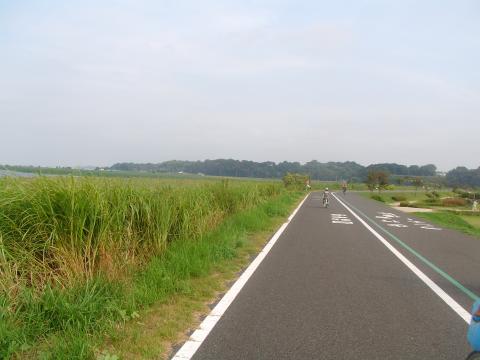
[4,161,480,187]
[107,160,439,181]
[445,167,480,187]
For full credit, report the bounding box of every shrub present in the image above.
[391,195,407,202]
[425,191,440,199]
[371,195,385,202]
[442,197,467,207]
[424,198,441,205]
[399,201,422,208]
[454,189,480,199]
[399,201,415,207]
[282,173,309,190]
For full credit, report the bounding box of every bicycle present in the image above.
[322,196,329,208]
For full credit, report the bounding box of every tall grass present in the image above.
[0,177,281,290]
[0,176,288,358]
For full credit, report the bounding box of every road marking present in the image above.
[171,193,310,360]
[332,193,473,324]
[375,212,441,230]
[341,197,478,302]
[376,212,408,227]
[407,218,442,231]
[331,213,353,224]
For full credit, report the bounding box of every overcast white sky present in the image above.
[1,0,479,171]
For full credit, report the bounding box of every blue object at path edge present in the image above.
[468,299,480,351]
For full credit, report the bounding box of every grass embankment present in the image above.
[0,177,301,359]
[463,215,480,228]
[363,191,454,207]
[414,212,480,239]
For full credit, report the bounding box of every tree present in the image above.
[365,171,389,192]
[446,166,480,188]
[412,177,423,196]
[282,173,310,190]
[366,171,377,192]
[377,171,389,192]
[395,177,405,186]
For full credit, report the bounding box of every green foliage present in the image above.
[425,191,439,199]
[1,279,119,359]
[445,210,480,216]
[412,177,423,190]
[0,177,282,289]
[365,171,389,192]
[446,166,480,187]
[454,189,480,199]
[391,195,407,202]
[422,198,442,206]
[2,161,444,183]
[366,172,376,191]
[422,191,442,205]
[370,194,386,202]
[415,211,480,238]
[282,173,309,190]
[0,176,299,358]
[364,163,436,177]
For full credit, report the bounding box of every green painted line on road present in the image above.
[342,197,479,302]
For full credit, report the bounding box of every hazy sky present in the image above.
[1,0,479,170]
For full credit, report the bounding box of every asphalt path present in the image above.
[337,192,480,313]
[176,192,478,359]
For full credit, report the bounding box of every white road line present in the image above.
[171,193,311,360]
[332,193,471,324]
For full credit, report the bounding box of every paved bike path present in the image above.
[180,193,471,359]
[339,192,480,312]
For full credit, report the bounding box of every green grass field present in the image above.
[0,176,302,359]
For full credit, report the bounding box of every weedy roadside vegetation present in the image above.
[370,194,386,203]
[0,176,297,359]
